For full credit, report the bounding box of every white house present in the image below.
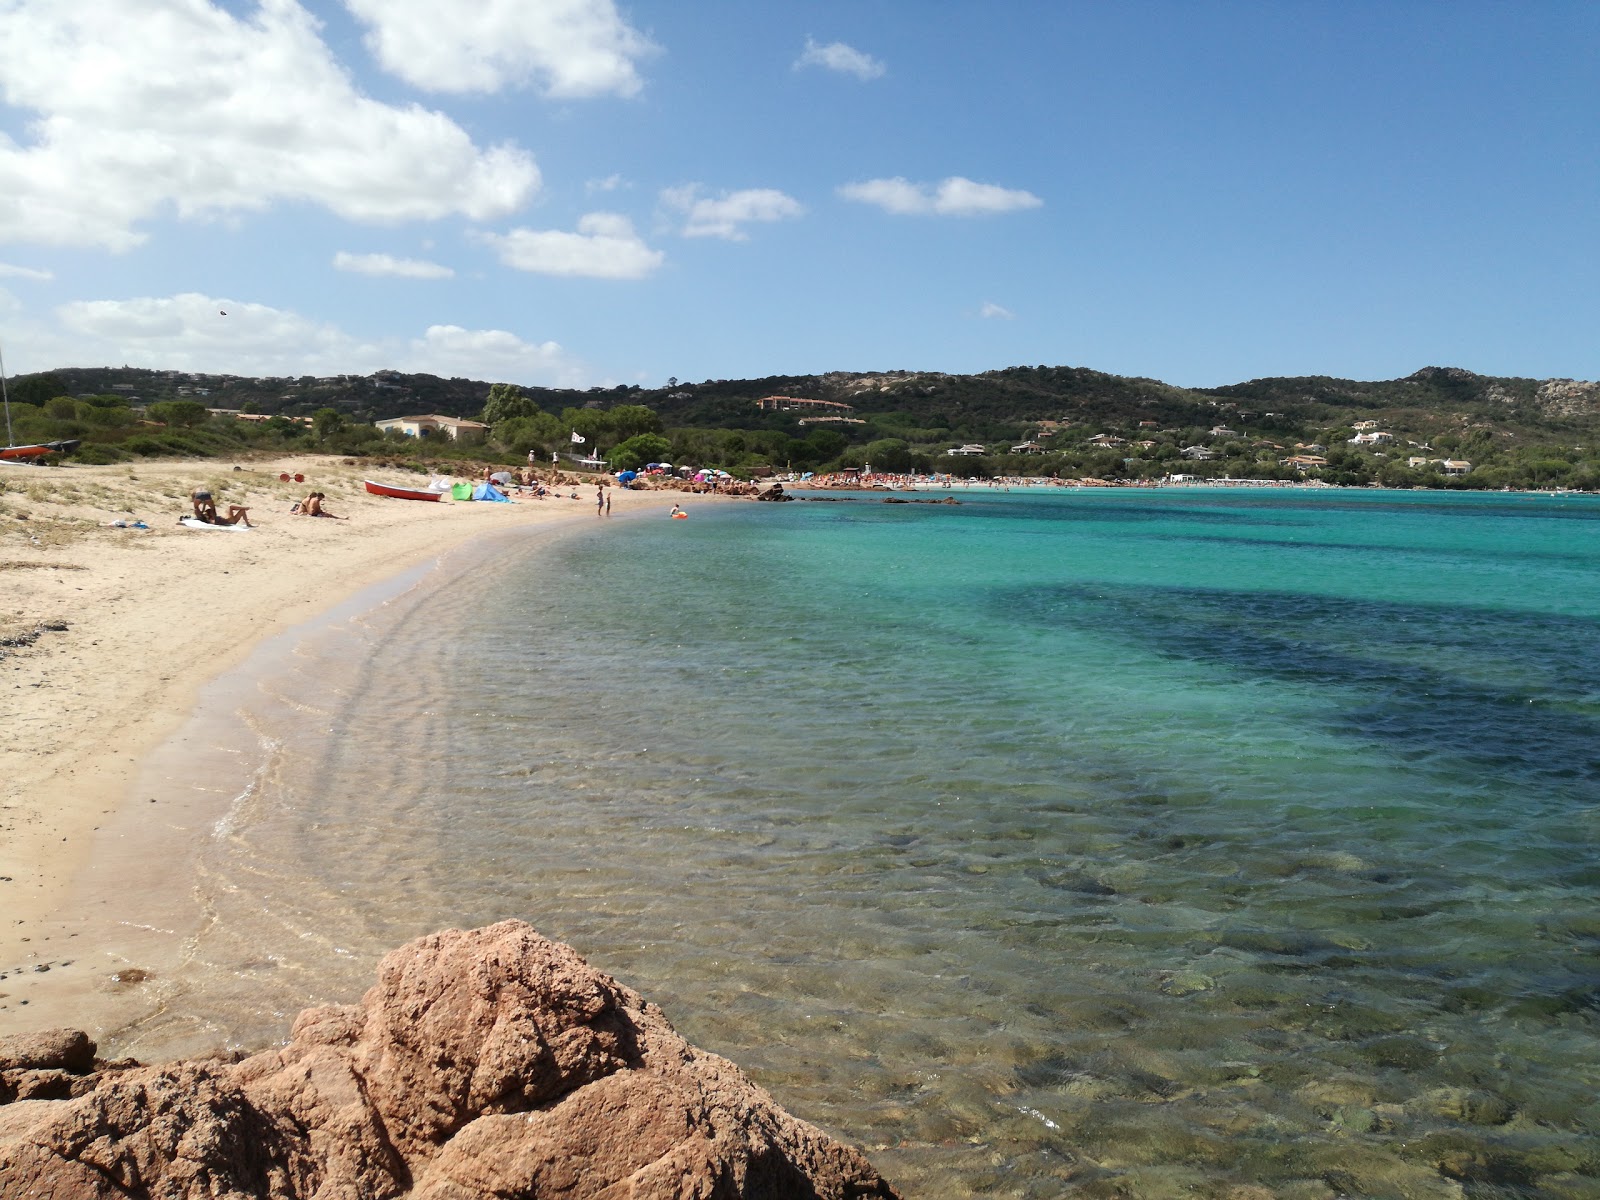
[947,444,988,456]
[375,414,490,443]
[1181,445,1217,460]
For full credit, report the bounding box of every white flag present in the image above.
[571,431,586,444]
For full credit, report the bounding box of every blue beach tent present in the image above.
[471,481,512,502]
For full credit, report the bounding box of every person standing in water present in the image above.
[596,485,604,515]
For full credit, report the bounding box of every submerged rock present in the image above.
[0,921,900,1199]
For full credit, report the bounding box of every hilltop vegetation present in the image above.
[7,361,1600,490]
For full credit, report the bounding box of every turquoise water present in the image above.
[94,489,1600,1198]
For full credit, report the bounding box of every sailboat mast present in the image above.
[0,338,12,448]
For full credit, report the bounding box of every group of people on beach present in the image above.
[187,486,346,527]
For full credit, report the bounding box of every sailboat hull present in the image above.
[0,439,79,461]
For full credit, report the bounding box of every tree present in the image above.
[495,412,564,457]
[481,382,539,425]
[312,407,346,439]
[147,399,209,427]
[609,404,663,442]
[8,375,65,407]
[609,433,672,471]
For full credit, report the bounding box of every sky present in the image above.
[1,0,1596,390]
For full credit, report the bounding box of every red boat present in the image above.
[364,479,446,502]
[0,439,79,461]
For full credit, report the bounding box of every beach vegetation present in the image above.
[480,382,539,425]
[312,407,347,439]
[146,399,210,427]
[608,433,672,471]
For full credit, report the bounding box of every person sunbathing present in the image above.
[292,491,346,519]
[191,489,251,526]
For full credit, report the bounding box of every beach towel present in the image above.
[471,482,512,502]
[180,517,253,531]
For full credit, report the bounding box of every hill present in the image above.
[6,361,1599,490]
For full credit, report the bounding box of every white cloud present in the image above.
[476,213,664,279]
[51,291,588,384]
[333,251,455,279]
[57,292,381,375]
[661,185,804,240]
[794,37,885,81]
[838,176,1043,217]
[586,173,628,193]
[344,0,656,96]
[980,301,1015,320]
[0,0,540,252]
[0,263,54,281]
[396,325,586,388]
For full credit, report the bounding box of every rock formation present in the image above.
[0,921,900,1199]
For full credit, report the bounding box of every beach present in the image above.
[4,478,1598,1196]
[0,455,685,1027]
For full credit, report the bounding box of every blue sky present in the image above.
[1,1,1596,389]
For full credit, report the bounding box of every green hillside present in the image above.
[6,361,1599,490]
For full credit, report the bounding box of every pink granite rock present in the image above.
[0,921,899,1199]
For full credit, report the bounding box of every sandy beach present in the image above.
[0,455,686,1027]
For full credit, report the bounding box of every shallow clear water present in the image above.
[82,490,1600,1198]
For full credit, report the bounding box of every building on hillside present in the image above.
[1442,459,1472,475]
[755,396,856,414]
[1181,445,1217,460]
[1009,441,1045,454]
[947,444,987,456]
[1352,420,1379,431]
[1349,431,1395,445]
[1281,455,1328,471]
[375,414,490,442]
[1209,426,1241,439]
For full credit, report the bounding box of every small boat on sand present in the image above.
[1,340,79,462]
[1,439,80,462]
[364,479,446,502]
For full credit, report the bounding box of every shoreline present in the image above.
[0,456,696,1021]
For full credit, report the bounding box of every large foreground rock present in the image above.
[0,921,899,1199]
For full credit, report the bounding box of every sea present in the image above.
[63,486,1600,1199]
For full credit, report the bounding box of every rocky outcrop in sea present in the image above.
[0,921,900,1199]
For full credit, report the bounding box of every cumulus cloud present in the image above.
[586,174,628,193]
[0,0,539,251]
[794,37,885,80]
[395,325,586,387]
[475,214,664,279]
[0,263,53,281]
[333,251,455,279]
[838,176,1043,217]
[661,185,804,240]
[51,291,588,384]
[344,0,656,96]
[980,301,1015,320]
[57,292,381,375]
